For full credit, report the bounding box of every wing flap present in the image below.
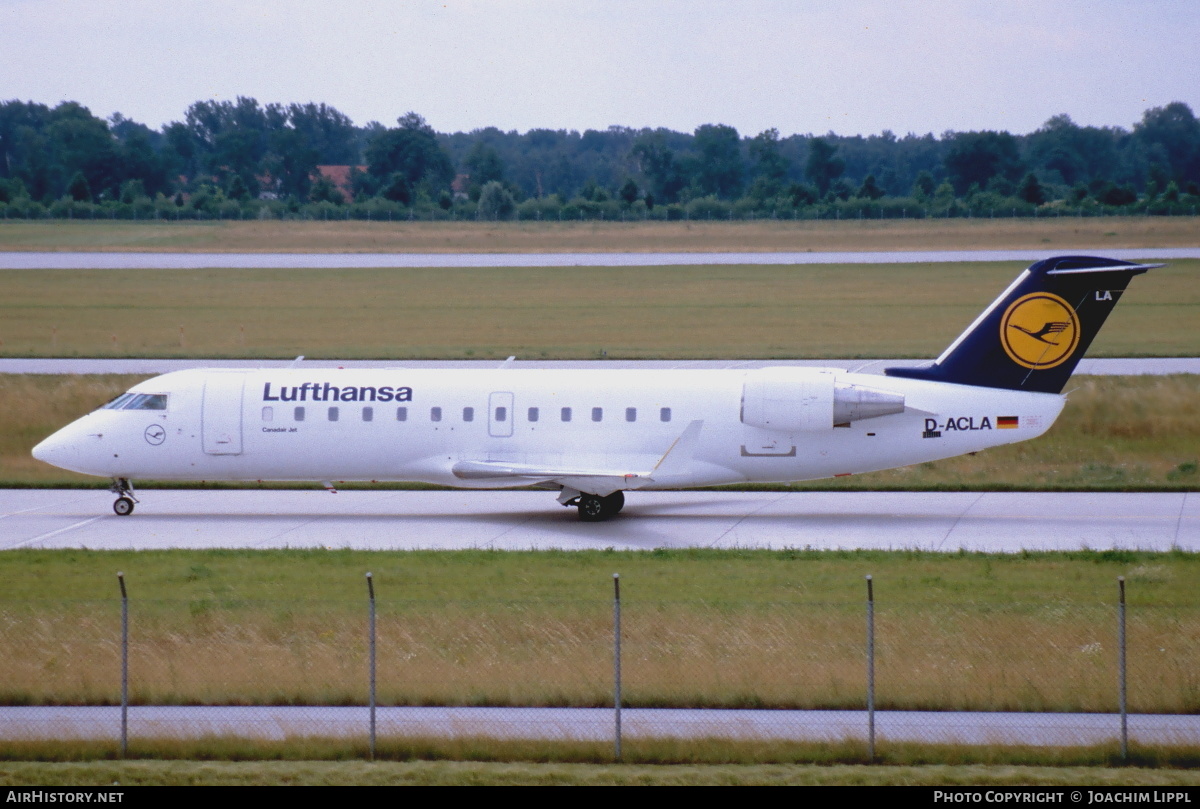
[452,459,645,483]
[451,420,704,494]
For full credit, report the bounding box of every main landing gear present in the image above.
[563,490,625,522]
[110,477,138,516]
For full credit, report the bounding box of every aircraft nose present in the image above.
[32,429,81,470]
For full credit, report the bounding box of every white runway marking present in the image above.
[0,490,1194,552]
[7,516,103,549]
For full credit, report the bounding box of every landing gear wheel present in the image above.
[604,490,625,515]
[577,491,624,522]
[578,494,607,522]
[109,477,138,516]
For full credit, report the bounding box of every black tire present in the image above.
[113,497,135,516]
[578,491,624,522]
[603,490,625,515]
[577,494,608,522]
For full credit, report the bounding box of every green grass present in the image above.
[5,759,1200,786]
[2,722,1200,775]
[0,260,1195,359]
[4,547,1197,604]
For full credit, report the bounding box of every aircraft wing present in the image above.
[450,420,704,495]
[451,460,647,496]
[451,459,646,483]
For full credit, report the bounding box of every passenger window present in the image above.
[328,406,339,422]
[262,406,274,422]
[660,407,672,423]
[431,407,442,422]
[495,406,507,422]
[626,407,636,422]
[294,406,305,422]
[463,406,474,422]
[396,407,408,421]
[592,407,603,422]
[528,407,539,422]
[561,407,572,422]
[363,406,373,422]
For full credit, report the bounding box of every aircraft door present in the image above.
[202,373,245,455]
[488,391,514,438]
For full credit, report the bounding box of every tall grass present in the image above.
[1,595,1195,712]
[2,549,1198,767]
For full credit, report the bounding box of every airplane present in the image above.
[32,255,1155,522]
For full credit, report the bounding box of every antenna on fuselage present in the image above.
[499,355,517,369]
[290,355,305,367]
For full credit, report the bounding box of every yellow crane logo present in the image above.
[999,292,1080,369]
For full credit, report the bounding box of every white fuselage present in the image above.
[33,366,1065,490]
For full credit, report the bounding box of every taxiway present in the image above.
[1,489,1194,552]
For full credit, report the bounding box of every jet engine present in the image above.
[740,368,905,431]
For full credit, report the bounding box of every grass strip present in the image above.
[2,742,1200,780]
[0,260,1195,359]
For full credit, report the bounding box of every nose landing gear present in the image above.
[110,478,138,516]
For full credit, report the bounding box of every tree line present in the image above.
[2,97,1199,221]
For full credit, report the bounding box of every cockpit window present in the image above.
[125,394,168,410]
[101,393,137,410]
[102,393,168,411]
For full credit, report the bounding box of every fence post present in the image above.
[367,572,376,761]
[117,572,128,758]
[613,573,622,761]
[866,574,875,762]
[1118,576,1127,761]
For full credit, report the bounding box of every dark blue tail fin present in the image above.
[885,256,1156,394]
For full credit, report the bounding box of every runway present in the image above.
[3,357,1197,376]
[4,247,1198,269]
[1,489,1195,552]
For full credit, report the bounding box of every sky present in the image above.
[3,0,1198,138]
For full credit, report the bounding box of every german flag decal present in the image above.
[997,416,1019,429]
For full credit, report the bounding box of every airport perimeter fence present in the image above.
[0,574,1197,761]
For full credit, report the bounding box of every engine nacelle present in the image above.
[741,368,905,432]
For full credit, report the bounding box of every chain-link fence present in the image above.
[1,574,1197,760]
